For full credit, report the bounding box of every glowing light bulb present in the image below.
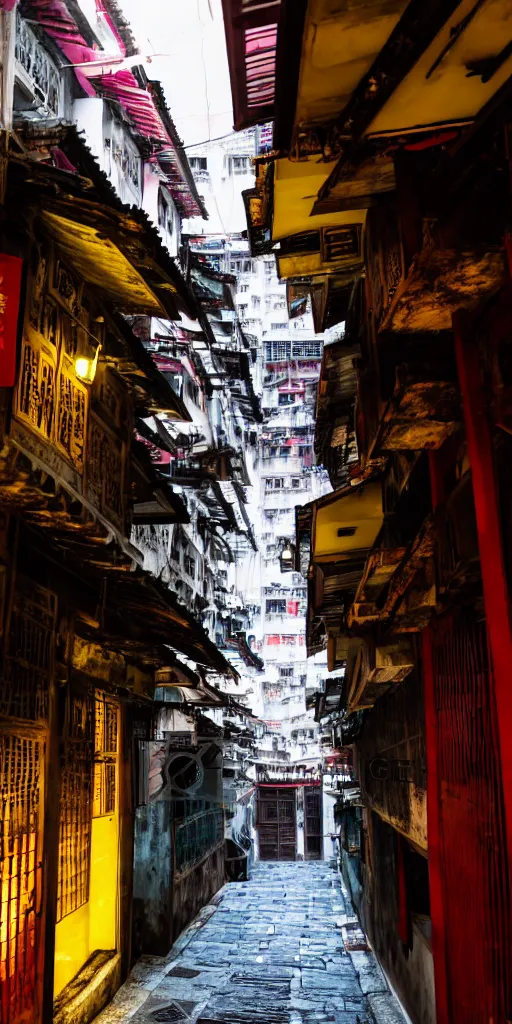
[74,345,101,383]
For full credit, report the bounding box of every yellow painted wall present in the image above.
[53,813,118,997]
[89,814,118,951]
[272,157,367,241]
[295,0,409,127]
[314,483,383,559]
[366,0,512,138]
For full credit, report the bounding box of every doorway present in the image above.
[304,786,322,859]
[257,786,296,860]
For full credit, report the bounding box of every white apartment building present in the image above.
[186,129,333,859]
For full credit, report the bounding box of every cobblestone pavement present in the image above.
[94,862,407,1024]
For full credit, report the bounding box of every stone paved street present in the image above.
[94,863,407,1024]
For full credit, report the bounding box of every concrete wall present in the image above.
[132,802,173,958]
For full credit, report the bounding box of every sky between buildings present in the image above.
[119,0,234,148]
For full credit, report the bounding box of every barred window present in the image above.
[57,691,93,921]
[93,692,118,818]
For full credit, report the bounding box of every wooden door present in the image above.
[257,787,296,860]
[304,786,322,859]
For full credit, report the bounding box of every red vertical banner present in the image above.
[0,254,23,387]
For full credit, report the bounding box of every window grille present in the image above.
[15,12,60,116]
[57,691,93,922]
[0,735,43,1024]
[2,582,56,722]
[174,808,224,875]
[93,692,118,817]
[265,340,291,361]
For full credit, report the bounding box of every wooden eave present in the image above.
[221,0,281,131]
[7,149,197,320]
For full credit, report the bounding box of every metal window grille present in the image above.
[0,735,43,1024]
[174,808,224,875]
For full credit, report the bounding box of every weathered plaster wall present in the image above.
[357,666,427,850]
[132,802,173,958]
[362,813,436,1024]
[172,844,225,940]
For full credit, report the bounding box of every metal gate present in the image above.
[257,786,296,860]
[429,612,511,1022]
[304,786,322,859]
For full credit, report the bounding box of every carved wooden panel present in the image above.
[16,247,88,473]
[17,336,56,439]
[56,360,86,472]
[2,580,56,722]
[86,413,125,529]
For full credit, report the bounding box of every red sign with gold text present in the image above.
[0,254,23,387]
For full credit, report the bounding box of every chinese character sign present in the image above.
[0,254,23,387]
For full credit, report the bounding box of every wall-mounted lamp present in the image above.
[280,542,295,573]
[74,344,101,384]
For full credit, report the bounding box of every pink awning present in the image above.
[24,0,202,217]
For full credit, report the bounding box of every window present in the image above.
[292,340,323,358]
[271,322,287,330]
[185,555,196,578]
[229,155,252,175]
[279,393,295,406]
[279,667,294,678]
[291,478,301,489]
[238,303,248,317]
[265,340,291,361]
[190,156,207,171]
[239,283,249,293]
[322,224,361,262]
[252,295,261,309]
[273,478,284,489]
[266,599,286,614]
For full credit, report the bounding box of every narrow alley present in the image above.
[96,863,404,1024]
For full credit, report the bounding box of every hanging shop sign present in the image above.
[0,254,23,387]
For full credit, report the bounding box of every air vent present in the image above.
[337,526,357,537]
